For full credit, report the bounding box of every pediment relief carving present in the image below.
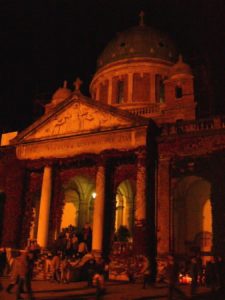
[25,102,135,140]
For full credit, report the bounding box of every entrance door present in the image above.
[0,192,5,243]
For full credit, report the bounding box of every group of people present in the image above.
[164,254,225,299]
[1,248,107,300]
[2,225,225,300]
[0,223,107,300]
[52,223,92,258]
[126,254,151,288]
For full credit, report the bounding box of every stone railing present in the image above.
[127,103,161,116]
[111,241,133,256]
[160,116,225,136]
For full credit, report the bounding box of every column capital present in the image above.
[135,147,147,166]
[96,154,107,167]
[159,154,172,163]
[135,147,147,157]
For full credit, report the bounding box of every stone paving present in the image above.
[0,276,219,300]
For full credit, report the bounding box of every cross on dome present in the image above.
[63,80,68,88]
[178,54,183,63]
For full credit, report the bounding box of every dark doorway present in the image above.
[0,192,6,244]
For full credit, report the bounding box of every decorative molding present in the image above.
[159,133,225,159]
[16,128,147,160]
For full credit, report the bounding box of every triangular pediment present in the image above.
[13,93,148,143]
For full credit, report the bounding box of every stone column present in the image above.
[108,78,113,104]
[128,73,133,103]
[96,86,100,101]
[92,160,106,257]
[133,149,147,254]
[157,157,171,256]
[150,73,156,103]
[37,165,52,248]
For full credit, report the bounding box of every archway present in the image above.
[173,176,212,256]
[61,175,95,231]
[114,179,135,239]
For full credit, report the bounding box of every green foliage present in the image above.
[115,225,130,242]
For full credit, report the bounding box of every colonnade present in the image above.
[36,151,148,256]
[94,72,158,104]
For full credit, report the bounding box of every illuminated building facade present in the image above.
[1,18,225,271]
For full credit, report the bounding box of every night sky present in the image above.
[0,0,224,132]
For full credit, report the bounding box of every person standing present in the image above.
[6,251,21,294]
[165,255,180,300]
[82,223,92,252]
[93,259,106,300]
[206,257,218,293]
[50,251,61,283]
[215,256,225,291]
[136,255,151,289]
[60,255,71,283]
[189,256,198,296]
[6,250,34,300]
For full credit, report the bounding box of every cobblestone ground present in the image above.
[1,276,223,300]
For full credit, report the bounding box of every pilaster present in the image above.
[156,157,171,256]
[133,148,148,255]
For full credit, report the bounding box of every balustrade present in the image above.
[161,116,225,136]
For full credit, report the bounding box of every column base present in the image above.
[92,249,102,259]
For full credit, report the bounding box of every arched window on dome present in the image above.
[116,80,125,104]
[155,74,165,103]
[175,86,183,99]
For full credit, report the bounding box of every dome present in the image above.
[97,25,177,69]
[169,55,192,78]
[52,81,72,103]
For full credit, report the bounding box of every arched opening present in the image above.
[175,86,183,98]
[114,179,135,240]
[61,175,95,231]
[173,176,212,256]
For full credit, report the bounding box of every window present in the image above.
[116,80,124,103]
[175,86,183,98]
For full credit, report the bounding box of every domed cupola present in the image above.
[51,81,72,105]
[45,81,72,113]
[90,12,196,123]
[97,25,177,70]
[169,55,192,79]
[163,55,196,122]
[90,12,178,116]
